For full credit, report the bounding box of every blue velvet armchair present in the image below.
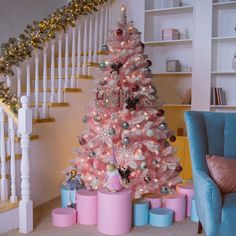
[185,111,236,236]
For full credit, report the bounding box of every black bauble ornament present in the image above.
[144,176,151,183]
[82,115,88,123]
[146,60,152,67]
[122,122,129,129]
[102,44,109,51]
[109,128,116,136]
[123,136,130,145]
[116,28,123,36]
[132,84,139,92]
[139,41,145,50]
[158,122,167,130]
[157,109,164,117]
[169,135,176,143]
[79,137,86,146]
[94,114,102,122]
[89,151,96,158]
[162,140,170,148]
[175,165,183,173]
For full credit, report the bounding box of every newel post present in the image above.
[18,96,33,234]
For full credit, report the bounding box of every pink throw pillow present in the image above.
[206,155,236,194]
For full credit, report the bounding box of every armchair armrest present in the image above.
[194,170,222,235]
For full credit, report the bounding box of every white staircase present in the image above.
[0,1,110,234]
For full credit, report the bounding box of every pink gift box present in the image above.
[162,29,179,41]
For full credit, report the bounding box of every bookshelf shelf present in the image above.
[163,104,191,108]
[213,1,236,10]
[144,39,192,46]
[153,72,192,76]
[210,105,236,109]
[211,71,236,75]
[145,6,193,15]
[212,36,236,42]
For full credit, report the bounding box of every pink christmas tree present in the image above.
[64,6,182,198]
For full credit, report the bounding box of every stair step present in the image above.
[47,62,99,68]
[5,135,39,142]
[31,102,70,108]
[55,50,108,58]
[0,154,22,163]
[63,88,82,93]
[33,118,55,124]
[35,75,94,80]
[0,200,19,213]
[0,174,10,180]
[22,88,82,93]
[78,75,94,79]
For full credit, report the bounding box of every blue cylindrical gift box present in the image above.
[133,199,149,226]
[61,185,76,208]
[191,197,199,222]
[149,208,174,227]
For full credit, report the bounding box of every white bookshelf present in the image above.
[211,0,236,107]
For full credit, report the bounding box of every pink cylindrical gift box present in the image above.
[176,182,195,217]
[98,188,132,235]
[76,189,98,225]
[52,208,76,227]
[164,193,186,222]
[143,193,162,208]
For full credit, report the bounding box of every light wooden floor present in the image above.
[3,197,205,236]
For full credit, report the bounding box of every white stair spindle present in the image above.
[88,15,93,64]
[50,40,56,103]
[18,96,33,234]
[17,67,22,99]
[26,61,31,98]
[82,17,88,75]
[71,27,76,88]
[0,107,7,201]
[9,116,17,203]
[104,4,109,40]
[58,33,63,103]
[99,7,105,50]
[34,49,40,119]
[76,23,82,78]
[64,32,69,88]
[42,43,49,118]
[6,75,11,88]
[93,12,99,63]
[108,1,112,33]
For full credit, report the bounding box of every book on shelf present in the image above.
[182,88,191,104]
[211,87,226,105]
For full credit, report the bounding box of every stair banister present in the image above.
[0,106,8,201]
[50,39,56,103]
[93,11,99,63]
[88,14,93,65]
[17,67,22,99]
[42,42,49,118]
[18,95,33,234]
[34,49,40,119]
[64,32,69,88]
[71,27,76,88]
[76,22,82,78]
[57,32,63,103]
[9,116,17,203]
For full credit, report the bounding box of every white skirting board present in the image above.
[0,207,19,234]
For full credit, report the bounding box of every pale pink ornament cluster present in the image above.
[64,6,182,198]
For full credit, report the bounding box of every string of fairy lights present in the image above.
[0,0,108,114]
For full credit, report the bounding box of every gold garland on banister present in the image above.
[0,0,107,115]
[0,0,108,76]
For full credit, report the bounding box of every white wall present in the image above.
[0,0,67,45]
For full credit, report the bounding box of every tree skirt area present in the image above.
[3,198,205,236]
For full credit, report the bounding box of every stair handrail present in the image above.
[0,0,108,77]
